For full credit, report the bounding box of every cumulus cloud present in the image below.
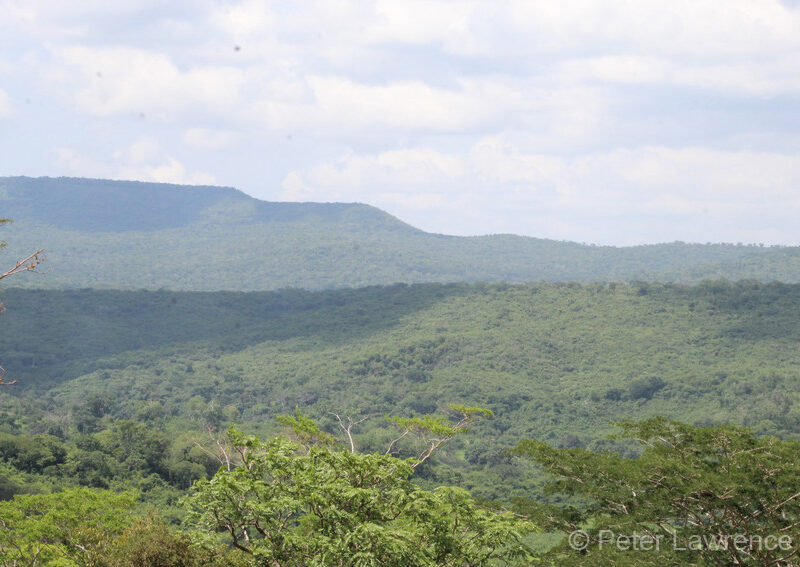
[49,46,246,122]
[0,89,11,117]
[506,0,800,58]
[282,142,800,244]
[282,148,463,202]
[124,158,216,186]
[182,128,240,151]
[45,45,532,135]
[557,54,800,97]
[57,139,215,186]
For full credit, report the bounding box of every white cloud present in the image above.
[57,141,215,186]
[0,2,36,32]
[46,40,534,135]
[507,0,800,58]
[558,54,800,96]
[115,136,161,165]
[34,1,800,145]
[126,158,216,186]
[282,147,463,201]
[214,0,276,39]
[55,147,108,178]
[0,1,210,44]
[50,46,246,122]
[0,89,11,117]
[367,0,481,54]
[282,143,800,244]
[300,76,496,132]
[50,41,607,139]
[4,0,800,244]
[182,128,240,151]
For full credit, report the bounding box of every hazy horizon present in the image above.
[3,173,794,249]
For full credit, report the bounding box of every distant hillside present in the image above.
[1,176,797,291]
[1,282,799,500]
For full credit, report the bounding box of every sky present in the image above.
[1,1,800,245]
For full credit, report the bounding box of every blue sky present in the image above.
[1,1,799,245]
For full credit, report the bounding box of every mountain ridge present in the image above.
[0,175,417,233]
[1,175,797,291]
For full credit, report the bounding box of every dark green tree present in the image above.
[103,513,243,567]
[515,418,800,566]
[0,488,135,566]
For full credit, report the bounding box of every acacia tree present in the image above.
[0,489,239,567]
[0,488,136,566]
[0,218,44,385]
[514,418,800,566]
[187,408,535,566]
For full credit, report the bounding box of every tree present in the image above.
[0,488,135,566]
[187,410,535,567]
[103,513,245,567]
[514,418,800,566]
[385,404,494,468]
[0,489,237,567]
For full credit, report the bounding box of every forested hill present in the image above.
[1,281,798,501]
[0,176,413,233]
[2,176,799,291]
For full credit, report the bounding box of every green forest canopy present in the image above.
[0,280,798,505]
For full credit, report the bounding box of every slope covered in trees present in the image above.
[1,280,798,502]
[1,176,797,291]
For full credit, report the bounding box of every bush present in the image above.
[628,376,665,400]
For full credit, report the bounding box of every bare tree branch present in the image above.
[0,366,18,386]
[0,249,45,282]
[330,412,373,453]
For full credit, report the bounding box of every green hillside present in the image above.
[1,281,798,501]
[1,176,796,291]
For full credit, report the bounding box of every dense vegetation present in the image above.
[187,412,535,566]
[3,180,800,564]
[0,409,536,567]
[2,176,799,291]
[515,418,800,566]
[0,413,796,565]
[1,280,799,511]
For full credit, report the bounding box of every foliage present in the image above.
[102,513,242,567]
[387,404,494,467]
[187,426,536,566]
[275,408,337,448]
[0,489,237,567]
[5,177,800,564]
[514,418,800,566]
[0,488,136,566]
[3,280,800,500]
[0,218,8,249]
